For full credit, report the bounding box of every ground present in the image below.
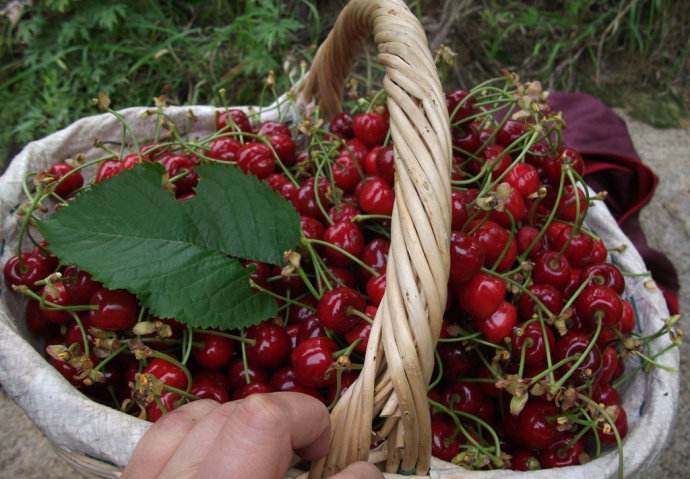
[0,112,688,477]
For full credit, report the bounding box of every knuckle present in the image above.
[235,394,285,434]
[149,399,217,435]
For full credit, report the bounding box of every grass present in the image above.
[0,0,688,167]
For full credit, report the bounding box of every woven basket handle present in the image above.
[299,0,452,476]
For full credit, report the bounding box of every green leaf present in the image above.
[38,163,301,330]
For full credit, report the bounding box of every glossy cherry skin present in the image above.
[160,154,199,197]
[510,399,563,450]
[236,143,275,179]
[332,154,361,192]
[95,159,124,183]
[227,359,268,390]
[322,221,364,267]
[481,144,512,176]
[317,287,365,333]
[245,320,291,369]
[511,449,541,471]
[297,316,327,343]
[341,138,370,163]
[329,203,359,223]
[555,331,602,385]
[490,183,528,228]
[533,251,572,291]
[474,301,517,343]
[597,404,628,445]
[453,124,482,155]
[552,228,595,268]
[25,300,54,337]
[438,342,477,381]
[39,281,72,324]
[300,216,325,241]
[516,225,547,260]
[363,146,395,185]
[287,296,318,324]
[446,89,476,124]
[256,120,291,138]
[449,231,485,284]
[457,272,506,319]
[496,119,529,147]
[504,162,540,197]
[3,253,53,290]
[366,274,386,305]
[89,288,138,331]
[619,300,635,334]
[575,285,623,329]
[592,383,622,406]
[518,284,564,320]
[233,381,274,400]
[511,321,556,367]
[267,134,295,166]
[597,345,620,385]
[144,358,188,390]
[344,314,373,354]
[589,238,608,264]
[450,188,478,230]
[293,177,330,219]
[472,220,517,272]
[361,238,390,276]
[357,176,394,215]
[62,266,101,304]
[216,109,251,132]
[431,416,461,462]
[443,381,483,415]
[191,370,230,403]
[539,435,584,468]
[269,367,323,401]
[556,185,588,223]
[146,392,181,422]
[207,137,242,162]
[352,112,387,147]
[193,333,234,369]
[47,162,83,197]
[291,336,338,388]
[582,263,625,294]
[542,147,585,186]
[329,112,354,139]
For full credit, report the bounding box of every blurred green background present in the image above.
[1,0,688,165]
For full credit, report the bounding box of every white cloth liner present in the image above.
[0,105,679,478]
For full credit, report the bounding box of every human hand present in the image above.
[123,392,384,479]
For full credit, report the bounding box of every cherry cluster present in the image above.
[3,76,675,472]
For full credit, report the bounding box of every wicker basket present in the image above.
[0,0,679,478]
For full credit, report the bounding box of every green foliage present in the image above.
[38,163,301,330]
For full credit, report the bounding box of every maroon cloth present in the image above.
[548,92,680,314]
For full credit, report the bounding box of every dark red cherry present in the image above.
[270,367,323,401]
[556,185,588,222]
[474,301,517,343]
[575,285,623,329]
[325,371,358,405]
[453,124,482,154]
[366,274,386,305]
[363,146,395,185]
[543,147,585,185]
[227,359,268,390]
[329,203,359,223]
[291,337,337,388]
[332,154,361,192]
[256,121,291,138]
[538,435,585,468]
[597,404,628,445]
[300,216,325,241]
[317,287,366,333]
[3,253,53,290]
[191,370,230,403]
[444,381,483,415]
[193,333,234,370]
[287,296,318,324]
[431,416,461,462]
[236,143,275,179]
[207,137,242,162]
[511,449,541,471]
[39,281,72,324]
[160,154,199,197]
[245,320,291,369]
[525,141,551,166]
[352,112,388,147]
[89,288,138,331]
[582,263,625,294]
[446,89,476,124]
[330,112,354,139]
[555,331,602,385]
[269,134,296,166]
[293,177,330,219]
[473,220,516,272]
[597,345,619,385]
[47,162,83,197]
[619,300,635,334]
[533,251,572,291]
[95,159,124,183]
[361,238,390,276]
[490,183,528,228]
[450,189,478,230]
[25,300,53,336]
[511,321,556,367]
[216,109,251,132]
[592,383,621,406]
[504,162,540,197]
[511,399,563,450]
[62,266,101,304]
[589,238,608,264]
[298,316,326,343]
[244,260,271,288]
[449,231,484,284]
[518,284,564,320]
[497,120,529,148]
[482,144,512,176]
[516,225,546,260]
[146,391,180,422]
[457,272,506,319]
[344,316,373,354]
[144,358,188,390]
[233,381,274,400]
[357,176,394,215]
[322,221,365,267]
[438,342,477,380]
[341,138,370,163]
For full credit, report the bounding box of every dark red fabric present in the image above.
[548,92,679,314]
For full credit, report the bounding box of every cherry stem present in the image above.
[180,327,194,365]
[520,166,566,261]
[333,339,362,360]
[437,332,482,343]
[147,350,193,394]
[327,368,344,410]
[93,344,128,372]
[250,280,316,311]
[192,329,257,346]
[550,318,602,393]
[352,214,391,223]
[162,384,199,401]
[70,312,91,358]
[304,238,380,277]
[346,307,373,324]
[428,349,444,391]
[577,393,624,479]
[239,329,251,386]
[559,273,594,313]
[13,286,98,312]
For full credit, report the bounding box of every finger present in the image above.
[331,462,385,479]
[122,399,221,479]
[197,392,331,478]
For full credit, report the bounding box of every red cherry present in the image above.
[556,331,602,385]
[450,189,478,230]
[39,281,72,324]
[511,399,563,449]
[191,370,230,403]
[497,120,529,148]
[237,143,275,179]
[525,141,551,166]
[329,203,359,223]
[64,321,92,350]
[431,416,461,462]
[297,316,326,343]
[444,381,483,415]
[25,300,53,336]
[47,162,83,197]
[207,137,241,162]
[269,134,297,166]
[473,220,516,272]
[582,263,625,294]
[556,185,588,222]
[329,112,354,139]
[3,253,53,290]
[89,288,138,331]
[300,216,325,241]
[551,227,595,268]
[619,300,635,334]
[504,163,540,197]
[597,345,620,385]
[511,321,556,367]
[317,287,365,333]
[449,231,485,284]
[439,342,477,380]
[193,333,234,369]
[287,296,318,324]
[244,260,271,289]
[543,147,585,185]
[216,109,251,132]
[575,285,623,329]
[344,317,373,354]
[457,272,506,319]
[293,177,330,219]
[325,371,358,405]
[361,238,389,276]
[538,435,584,468]
[32,241,58,271]
[233,381,274,400]
[245,320,291,369]
[511,449,541,471]
[597,404,628,445]
[490,183,527,228]
[291,337,337,388]
[332,154,361,192]
[446,89,477,124]
[481,144,512,176]
[363,146,395,185]
[592,383,622,406]
[516,225,546,260]
[330,267,356,288]
[533,251,572,290]
[563,267,584,298]
[357,176,394,215]
[341,138,370,163]
[518,284,564,320]
[366,274,386,305]
[95,159,124,182]
[62,266,101,304]
[146,392,180,422]
[144,358,188,389]
[270,367,323,401]
[227,359,268,390]
[589,238,608,264]
[160,154,199,197]
[452,124,482,154]
[256,121,291,138]
[322,221,364,267]
[474,301,517,343]
[352,112,388,147]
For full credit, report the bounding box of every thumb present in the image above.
[331,462,385,479]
